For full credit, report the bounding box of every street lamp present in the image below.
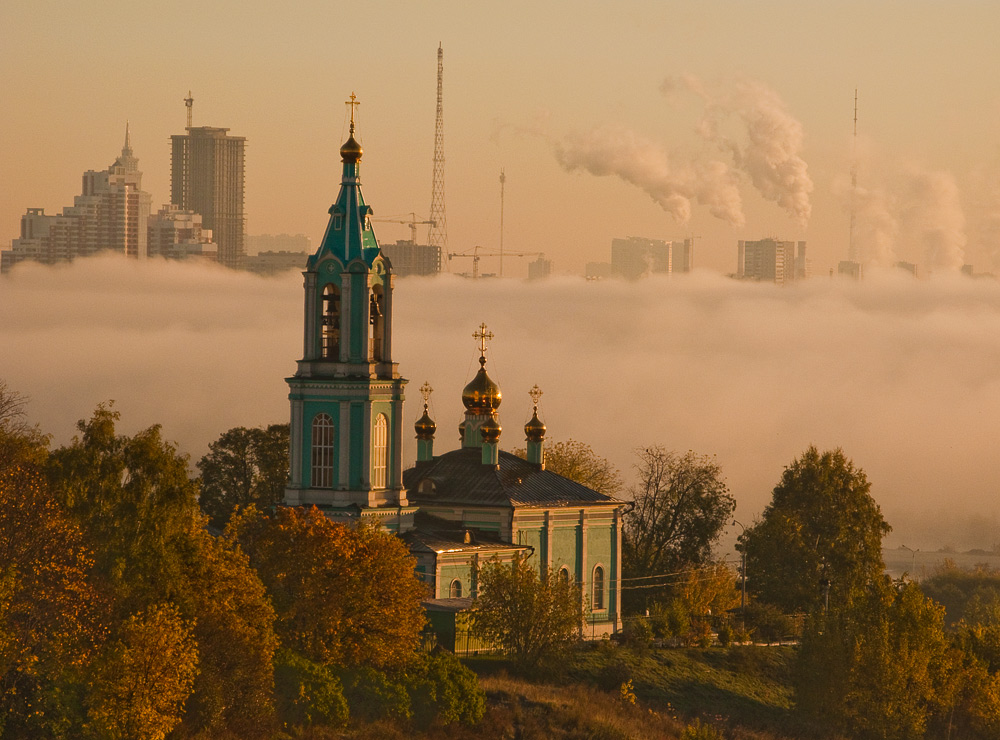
[901,544,919,577]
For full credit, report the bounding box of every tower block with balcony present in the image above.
[285,96,411,528]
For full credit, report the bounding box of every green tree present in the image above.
[86,603,199,740]
[197,424,289,529]
[513,438,623,497]
[738,446,890,614]
[0,465,102,738]
[470,553,582,670]
[231,505,427,670]
[622,447,734,610]
[46,403,200,610]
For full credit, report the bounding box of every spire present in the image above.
[525,384,546,467]
[123,121,132,156]
[340,92,363,166]
[415,381,437,463]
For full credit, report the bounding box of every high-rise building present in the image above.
[527,256,552,280]
[2,125,152,273]
[737,238,806,284]
[672,238,694,273]
[170,125,246,269]
[611,236,671,279]
[147,204,217,260]
[379,240,442,277]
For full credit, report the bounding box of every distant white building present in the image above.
[2,125,152,273]
[147,204,217,261]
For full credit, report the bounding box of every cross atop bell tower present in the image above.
[285,95,410,528]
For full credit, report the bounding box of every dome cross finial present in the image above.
[346,92,360,134]
[528,384,543,410]
[473,322,494,363]
[419,381,433,410]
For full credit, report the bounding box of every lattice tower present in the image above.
[428,44,448,250]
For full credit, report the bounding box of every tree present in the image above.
[622,447,734,609]
[513,438,623,498]
[470,553,582,670]
[86,603,199,740]
[0,465,103,737]
[230,505,427,670]
[197,424,289,529]
[46,403,200,610]
[737,446,890,614]
[0,381,49,472]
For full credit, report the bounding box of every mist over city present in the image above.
[3,255,999,551]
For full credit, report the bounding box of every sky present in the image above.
[4,2,1000,553]
[4,1,1000,275]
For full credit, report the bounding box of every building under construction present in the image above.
[170,106,246,269]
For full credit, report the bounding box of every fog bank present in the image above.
[3,255,999,551]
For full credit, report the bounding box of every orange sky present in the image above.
[4,1,1000,275]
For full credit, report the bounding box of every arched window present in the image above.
[558,566,571,586]
[311,413,335,488]
[321,284,340,360]
[372,413,388,488]
[369,285,385,362]
[450,579,463,598]
[592,565,605,611]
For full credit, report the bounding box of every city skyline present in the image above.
[4,2,1000,276]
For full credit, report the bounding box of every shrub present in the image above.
[743,602,795,644]
[273,649,349,730]
[622,617,653,649]
[716,622,734,648]
[681,718,725,739]
[405,651,485,728]
[341,667,411,722]
[650,599,690,639]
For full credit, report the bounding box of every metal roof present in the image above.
[404,448,622,508]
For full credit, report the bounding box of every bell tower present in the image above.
[285,94,409,525]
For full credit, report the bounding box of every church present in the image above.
[283,99,625,638]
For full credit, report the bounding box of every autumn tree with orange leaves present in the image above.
[230,505,427,670]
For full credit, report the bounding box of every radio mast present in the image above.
[428,44,448,251]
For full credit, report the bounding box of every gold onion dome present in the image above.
[525,409,546,442]
[480,415,502,444]
[415,408,436,440]
[462,356,502,414]
[340,133,363,163]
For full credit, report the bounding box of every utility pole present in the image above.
[848,88,858,263]
[499,169,505,277]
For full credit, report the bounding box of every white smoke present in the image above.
[663,75,814,225]
[552,126,745,226]
[550,75,813,228]
[898,168,967,271]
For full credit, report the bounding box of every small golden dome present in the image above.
[480,414,502,444]
[340,134,363,164]
[462,357,502,414]
[415,406,436,440]
[525,409,546,442]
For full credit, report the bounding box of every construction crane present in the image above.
[447,246,543,279]
[184,90,194,129]
[371,213,435,243]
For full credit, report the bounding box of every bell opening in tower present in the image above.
[369,286,385,362]
[322,284,341,360]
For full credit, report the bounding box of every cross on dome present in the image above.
[345,92,360,132]
[419,381,433,406]
[473,323,494,359]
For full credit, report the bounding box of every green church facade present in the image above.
[284,100,625,639]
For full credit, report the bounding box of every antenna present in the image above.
[848,88,858,263]
[499,169,506,277]
[428,44,448,250]
[184,90,194,130]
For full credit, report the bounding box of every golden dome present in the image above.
[340,134,363,164]
[415,406,436,440]
[480,414,502,444]
[462,357,502,414]
[524,409,546,442]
